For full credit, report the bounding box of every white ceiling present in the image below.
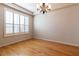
[16,3,36,12]
[16,3,74,13]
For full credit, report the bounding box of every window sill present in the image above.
[4,32,29,38]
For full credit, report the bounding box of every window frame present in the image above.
[4,8,29,37]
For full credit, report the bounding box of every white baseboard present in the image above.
[34,37,79,47]
[1,36,79,48]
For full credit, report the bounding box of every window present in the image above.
[14,13,19,33]
[20,15,25,32]
[5,10,29,35]
[24,16,29,32]
[5,11,13,34]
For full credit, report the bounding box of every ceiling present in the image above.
[16,3,74,14]
[16,3,36,12]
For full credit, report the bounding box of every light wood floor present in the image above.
[0,38,79,56]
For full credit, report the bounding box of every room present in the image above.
[0,3,79,56]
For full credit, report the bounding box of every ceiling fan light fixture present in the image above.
[37,3,52,14]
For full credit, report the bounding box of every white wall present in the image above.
[34,4,79,46]
[0,4,33,47]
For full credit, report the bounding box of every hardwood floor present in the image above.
[0,38,79,56]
